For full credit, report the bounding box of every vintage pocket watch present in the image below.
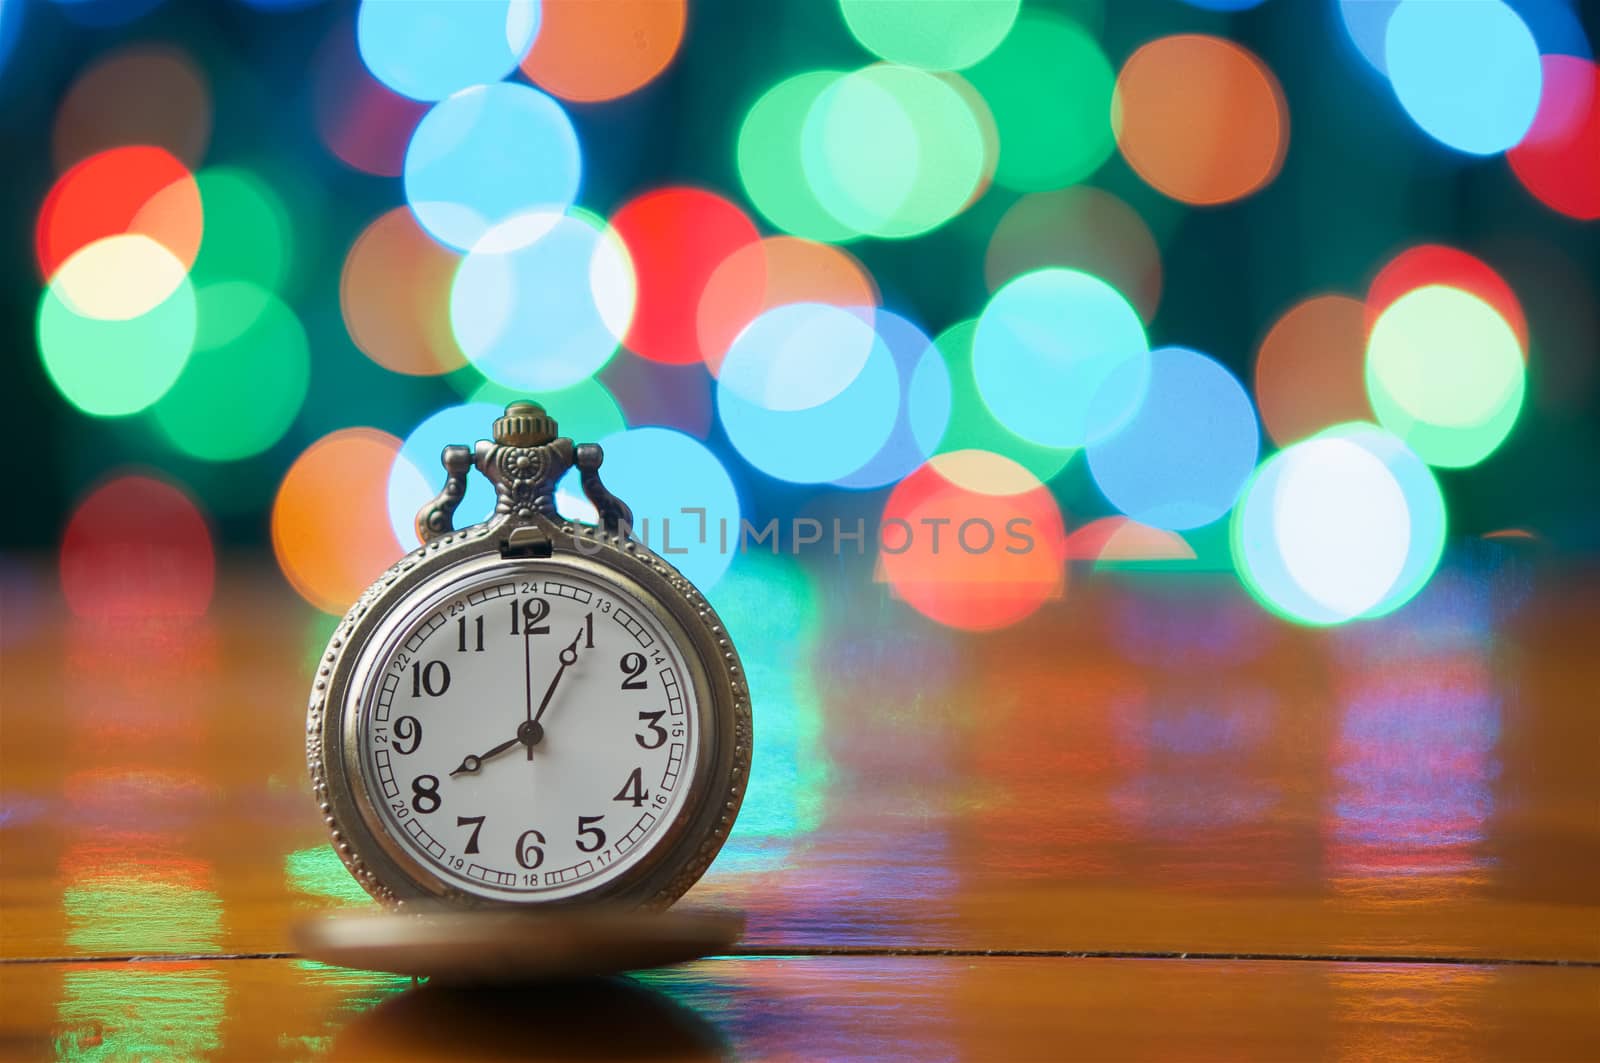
[307,403,751,910]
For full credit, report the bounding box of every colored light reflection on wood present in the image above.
[59,474,214,620]
[36,146,201,280]
[696,236,878,375]
[51,44,211,172]
[1113,35,1287,206]
[520,0,687,103]
[341,206,465,376]
[272,428,405,615]
[878,450,1067,632]
[1366,245,1528,358]
[1255,294,1374,447]
[613,187,760,366]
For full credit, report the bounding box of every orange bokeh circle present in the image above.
[696,236,879,374]
[272,428,405,615]
[879,451,1067,633]
[1254,294,1374,447]
[1113,35,1288,206]
[520,0,687,103]
[341,207,467,376]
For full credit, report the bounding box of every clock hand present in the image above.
[523,616,535,760]
[449,735,523,776]
[530,628,585,729]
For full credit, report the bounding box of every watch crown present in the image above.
[493,402,558,447]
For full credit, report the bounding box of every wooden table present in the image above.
[3,548,1597,1060]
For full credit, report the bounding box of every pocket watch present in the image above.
[306,403,751,910]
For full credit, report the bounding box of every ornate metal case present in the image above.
[307,403,751,910]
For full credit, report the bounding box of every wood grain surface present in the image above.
[2,548,1597,1058]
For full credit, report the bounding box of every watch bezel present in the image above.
[307,516,750,910]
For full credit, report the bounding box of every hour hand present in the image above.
[450,735,522,776]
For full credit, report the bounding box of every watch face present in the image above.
[351,563,702,902]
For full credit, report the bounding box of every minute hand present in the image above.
[530,629,585,726]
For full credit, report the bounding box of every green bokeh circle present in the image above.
[802,65,986,239]
[152,281,310,461]
[738,71,860,243]
[1365,285,1525,468]
[37,238,198,418]
[840,0,1020,71]
[965,11,1115,191]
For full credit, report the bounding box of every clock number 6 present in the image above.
[515,829,546,870]
[635,711,667,750]
[620,653,648,689]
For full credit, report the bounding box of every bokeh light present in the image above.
[834,309,951,490]
[357,0,540,102]
[927,319,1075,484]
[1367,245,1528,358]
[36,146,201,280]
[51,45,210,172]
[404,82,581,252]
[1338,0,1398,74]
[1113,35,1287,205]
[313,13,429,177]
[601,353,714,439]
[611,188,760,365]
[273,428,405,615]
[964,11,1115,191]
[150,281,310,462]
[717,303,900,484]
[450,209,634,391]
[558,427,741,589]
[1318,423,1445,620]
[738,71,858,243]
[191,167,291,291]
[1066,517,1196,567]
[520,0,686,102]
[60,474,214,620]
[1086,346,1259,531]
[342,206,465,377]
[387,402,502,550]
[840,0,1019,71]
[879,450,1067,632]
[972,268,1150,450]
[0,0,22,79]
[1508,56,1600,220]
[37,236,197,417]
[801,64,988,239]
[1254,294,1373,446]
[696,236,879,375]
[1232,435,1411,626]
[1384,0,1541,155]
[1366,286,1525,468]
[984,187,1162,323]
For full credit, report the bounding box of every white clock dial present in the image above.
[354,567,701,902]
